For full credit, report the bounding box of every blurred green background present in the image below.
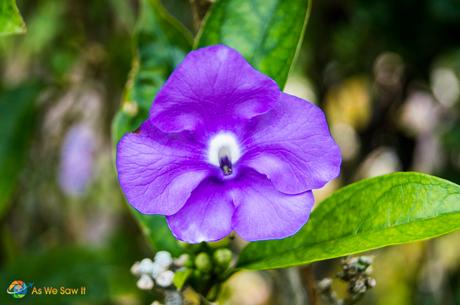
[1,0,460,304]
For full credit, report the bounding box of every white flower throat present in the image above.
[208,132,241,176]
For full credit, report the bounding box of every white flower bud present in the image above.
[138,258,155,274]
[151,262,166,279]
[154,251,173,268]
[366,277,377,288]
[318,278,333,290]
[137,274,154,290]
[156,270,174,287]
[358,256,373,265]
[131,261,141,276]
[174,254,191,267]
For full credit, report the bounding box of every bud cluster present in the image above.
[337,256,376,296]
[180,243,234,301]
[131,251,176,290]
[318,256,376,305]
[130,243,235,304]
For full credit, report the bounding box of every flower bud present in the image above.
[151,262,166,279]
[358,256,373,266]
[137,274,154,290]
[131,261,141,276]
[191,269,202,281]
[139,258,155,274]
[213,249,232,269]
[174,254,193,267]
[366,277,377,288]
[156,270,175,287]
[195,252,212,273]
[350,278,367,294]
[318,278,333,290]
[155,251,173,268]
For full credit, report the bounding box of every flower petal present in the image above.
[116,121,211,215]
[231,169,314,241]
[240,93,341,194]
[150,45,280,133]
[167,178,234,243]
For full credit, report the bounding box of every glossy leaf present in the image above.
[237,172,460,270]
[195,0,311,88]
[173,267,193,290]
[0,0,26,36]
[112,0,191,254]
[0,83,41,217]
[112,0,192,143]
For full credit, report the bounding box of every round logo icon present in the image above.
[6,280,29,299]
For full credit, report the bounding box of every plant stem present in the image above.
[301,265,320,305]
[199,295,215,305]
[271,268,308,305]
[190,0,212,31]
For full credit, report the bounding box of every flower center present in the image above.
[208,132,241,176]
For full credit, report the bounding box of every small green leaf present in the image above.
[237,172,460,270]
[173,267,193,290]
[195,0,311,88]
[0,83,41,217]
[0,0,26,36]
[134,211,183,256]
[111,0,192,254]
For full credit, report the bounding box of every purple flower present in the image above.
[116,45,341,243]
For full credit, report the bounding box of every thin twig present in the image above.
[199,295,215,305]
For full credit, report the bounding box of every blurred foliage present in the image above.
[0,0,26,36]
[0,82,41,217]
[0,246,137,305]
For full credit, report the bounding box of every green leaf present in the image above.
[0,83,41,217]
[111,0,192,254]
[134,211,183,256]
[112,0,192,143]
[195,0,311,88]
[173,267,193,290]
[0,0,26,36]
[237,172,460,270]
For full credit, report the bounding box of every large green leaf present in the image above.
[0,0,26,36]
[112,0,192,254]
[0,83,41,217]
[237,172,460,270]
[195,0,311,88]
